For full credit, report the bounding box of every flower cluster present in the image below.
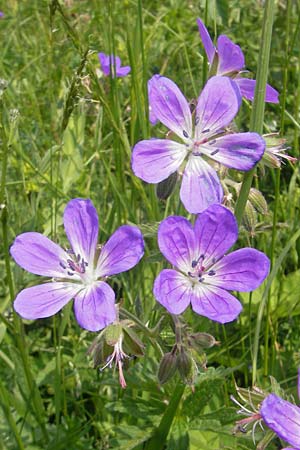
[11,14,288,403]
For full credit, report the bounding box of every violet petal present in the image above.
[153,269,192,315]
[131,139,187,183]
[10,232,70,278]
[74,281,116,331]
[14,282,80,319]
[190,284,242,323]
[116,65,131,77]
[98,52,111,76]
[205,132,265,170]
[147,75,193,140]
[180,156,223,214]
[193,204,238,267]
[157,216,196,271]
[197,18,215,64]
[261,394,300,449]
[216,35,245,75]
[63,198,99,267]
[235,78,279,103]
[208,248,270,291]
[195,76,241,140]
[96,225,144,277]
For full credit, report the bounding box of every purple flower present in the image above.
[260,393,300,449]
[11,198,144,332]
[132,74,265,213]
[98,52,131,78]
[197,18,279,103]
[0,12,4,18]
[153,204,270,323]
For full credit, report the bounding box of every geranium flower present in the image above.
[11,198,144,332]
[132,75,265,213]
[153,204,270,323]
[261,393,300,449]
[98,52,131,78]
[197,18,279,103]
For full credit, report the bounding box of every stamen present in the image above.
[202,128,210,133]
[211,149,219,156]
[208,270,216,276]
[209,139,217,145]
[59,261,67,269]
[183,130,189,138]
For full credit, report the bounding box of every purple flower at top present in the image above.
[153,204,270,323]
[197,18,279,103]
[132,74,265,213]
[261,393,300,449]
[98,52,131,78]
[0,12,4,18]
[11,198,144,332]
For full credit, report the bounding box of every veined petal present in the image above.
[204,132,265,170]
[190,284,242,323]
[63,198,99,267]
[74,281,116,332]
[194,204,238,267]
[180,156,223,213]
[197,18,215,64]
[132,139,187,183]
[195,76,241,140]
[14,282,81,319]
[158,216,196,271]
[96,225,144,277]
[153,269,192,315]
[147,75,193,140]
[216,35,245,75]
[10,232,69,278]
[260,394,300,449]
[207,248,270,291]
[234,78,279,103]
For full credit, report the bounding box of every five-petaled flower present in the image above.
[98,52,131,78]
[197,18,279,103]
[132,74,266,213]
[11,198,144,332]
[260,393,300,450]
[153,204,270,323]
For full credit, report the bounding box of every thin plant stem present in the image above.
[235,0,276,225]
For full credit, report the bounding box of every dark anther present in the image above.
[188,271,195,278]
[191,260,197,268]
[183,130,189,138]
[202,128,210,133]
[198,276,204,282]
[193,151,201,156]
[195,116,199,125]
[59,261,67,269]
[208,270,216,276]
[67,271,74,276]
[209,139,216,145]
[211,149,219,156]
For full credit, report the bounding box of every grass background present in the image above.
[0,0,300,449]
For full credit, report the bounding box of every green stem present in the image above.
[252,228,300,385]
[145,382,185,450]
[235,0,275,225]
[0,380,25,450]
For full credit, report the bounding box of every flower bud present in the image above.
[242,201,257,236]
[158,351,178,384]
[177,349,192,381]
[188,332,217,350]
[156,171,178,200]
[248,188,268,215]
